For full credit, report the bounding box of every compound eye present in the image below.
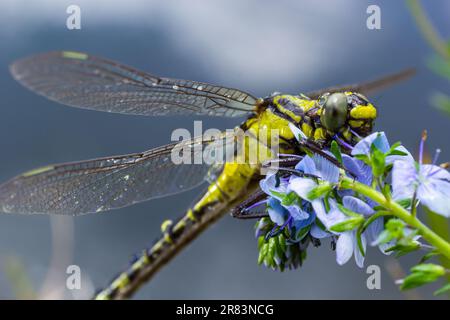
[320,92,348,132]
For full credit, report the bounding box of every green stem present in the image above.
[340,177,450,260]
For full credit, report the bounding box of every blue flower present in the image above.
[341,154,372,186]
[259,125,449,270]
[312,197,371,267]
[260,174,289,202]
[390,132,450,218]
[259,172,315,239]
[289,153,338,225]
[351,131,413,164]
[290,152,339,197]
[392,159,450,217]
[267,197,289,226]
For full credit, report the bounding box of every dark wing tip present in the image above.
[306,67,416,100]
[364,67,416,92]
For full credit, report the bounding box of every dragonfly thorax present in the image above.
[266,92,377,148]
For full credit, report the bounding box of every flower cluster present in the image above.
[253,125,450,292]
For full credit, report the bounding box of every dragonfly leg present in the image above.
[261,156,303,169]
[160,219,175,244]
[231,189,268,219]
[297,138,357,179]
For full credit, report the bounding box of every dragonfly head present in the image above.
[318,91,377,144]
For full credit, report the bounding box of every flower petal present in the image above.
[289,123,307,142]
[353,231,366,268]
[255,218,269,238]
[421,164,450,181]
[411,164,450,217]
[323,206,348,230]
[336,232,354,265]
[285,205,309,221]
[293,210,316,230]
[386,145,414,164]
[342,155,372,186]
[310,223,331,239]
[392,159,417,201]
[366,217,383,244]
[267,198,287,225]
[417,183,450,218]
[343,196,374,216]
[295,155,316,175]
[313,154,339,183]
[310,199,329,226]
[352,132,389,156]
[378,241,395,255]
[259,174,288,200]
[289,177,317,200]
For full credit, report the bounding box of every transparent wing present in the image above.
[306,68,415,99]
[10,51,257,117]
[0,132,238,215]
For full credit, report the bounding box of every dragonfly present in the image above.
[0,51,413,299]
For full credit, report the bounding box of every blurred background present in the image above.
[0,0,449,299]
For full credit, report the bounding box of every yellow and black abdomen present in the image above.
[95,106,301,299]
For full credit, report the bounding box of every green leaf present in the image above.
[420,250,441,263]
[411,263,446,276]
[337,203,361,218]
[374,218,405,245]
[386,141,408,157]
[386,219,405,237]
[281,191,301,206]
[371,148,386,177]
[330,216,364,232]
[264,238,277,268]
[396,198,412,209]
[356,226,366,257]
[427,54,450,82]
[295,225,311,241]
[389,141,402,151]
[386,149,408,157]
[330,141,343,164]
[307,183,332,200]
[314,218,327,233]
[257,252,264,265]
[279,233,287,252]
[385,242,421,257]
[354,154,371,166]
[301,249,307,262]
[274,236,285,261]
[431,92,450,117]
[400,272,441,290]
[323,194,331,212]
[424,207,450,283]
[381,183,391,199]
[257,236,265,250]
[268,237,276,257]
[361,211,388,231]
[359,216,386,250]
[258,241,268,265]
[400,264,445,290]
[434,283,450,296]
[270,190,285,199]
[374,229,394,245]
[264,254,274,268]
